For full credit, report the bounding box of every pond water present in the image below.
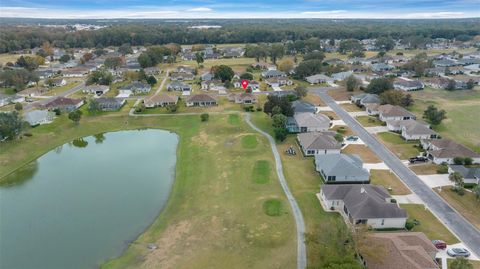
[0,129,178,269]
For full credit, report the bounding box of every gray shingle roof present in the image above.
[298,132,341,151]
[315,154,370,178]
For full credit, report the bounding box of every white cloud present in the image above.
[302,10,347,15]
[186,7,213,12]
[404,12,465,18]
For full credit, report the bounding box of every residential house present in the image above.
[292,100,317,114]
[251,61,276,70]
[61,67,89,77]
[176,66,195,74]
[23,110,55,126]
[201,80,226,91]
[386,119,438,140]
[362,232,439,269]
[371,63,394,72]
[265,77,293,87]
[201,72,214,81]
[227,93,257,105]
[324,58,345,66]
[319,184,406,229]
[51,78,67,87]
[233,80,260,91]
[448,165,480,185]
[365,103,380,116]
[297,132,341,156]
[315,154,370,183]
[433,59,457,67]
[18,87,48,97]
[261,69,287,78]
[170,72,195,81]
[167,81,192,92]
[144,67,161,76]
[34,69,55,79]
[378,104,416,122]
[393,77,424,91]
[96,97,126,111]
[82,85,110,96]
[306,74,331,84]
[144,94,179,108]
[286,112,330,133]
[119,82,151,95]
[425,67,446,76]
[350,93,380,107]
[422,139,480,164]
[185,94,217,107]
[331,71,353,81]
[0,94,24,107]
[44,97,84,112]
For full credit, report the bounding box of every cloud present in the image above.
[404,11,466,18]
[302,10,347,15]
[186,7,213,12]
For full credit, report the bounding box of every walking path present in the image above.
[244,113,307,269]
[311,88,480,258]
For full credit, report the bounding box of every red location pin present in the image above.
[241,80,249,90]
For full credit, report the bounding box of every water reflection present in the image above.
[0,161,38,187]
[94,133,106,144]
[72,138,89,148]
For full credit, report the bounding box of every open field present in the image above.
[0,53,28,65]
[356,116,384,127]
[1,111,298,269]
[435,187,480,231]
[409,163,443,175]
[326,88,361,101]
[340,103,363,112]
[409,87,480,153]
[303,93,325,106]
[44,80,82,96]
[250,113,357,267]
[342,144,381,163]
[401,204,459,245]
[370,169,411,195]
[376,132,421,160]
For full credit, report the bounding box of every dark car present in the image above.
[447,248,471,257]
[409,156,428,164]
[432,240,447,250]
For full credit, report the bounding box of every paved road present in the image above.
[311,88,480,257]
[24,81,86,111]
[245,114,307,269]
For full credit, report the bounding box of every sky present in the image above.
[1,0,479,19]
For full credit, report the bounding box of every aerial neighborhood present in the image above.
[1,18,480,269]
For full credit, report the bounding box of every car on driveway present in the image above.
[409,156,428,164]
[346,136,359,141]
[432,240,447,250]
[447,248,471,257]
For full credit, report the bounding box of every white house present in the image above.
[297,132,342,156]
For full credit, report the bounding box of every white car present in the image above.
[447,248,471,257]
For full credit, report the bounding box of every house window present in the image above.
[381,219,385,226]
[307,150,315,155]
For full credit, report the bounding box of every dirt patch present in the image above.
[192,131,217,148]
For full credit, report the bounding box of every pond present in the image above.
[0,129,178,269]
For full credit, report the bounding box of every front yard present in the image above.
[400,204,459,245]
[370,169,411,195]
[435,187,480,230]
[376,132,421,160]
[356,116,384,127]
[342,144,381,163]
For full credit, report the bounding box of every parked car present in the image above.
[432,240,447,250]
[409,156,428,164]
[346,136,359,141]
[447,248,471,257]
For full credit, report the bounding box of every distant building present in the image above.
[185,94,217,107]
[144,94,179,108]
[393,77,424,91]
[96,97,126,111]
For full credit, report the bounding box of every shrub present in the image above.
[437,164,449,174]
[200,113,209,122]
[243,105,254,112]
[23,133,33,137]
[453,157,465,165]
[464,157,473,166]
[274,128,288,141]
[256,107,262,112]
[456,187,465,196]
[405,219,415,230]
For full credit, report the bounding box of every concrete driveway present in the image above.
[393,194,424,204]
[316,106,333,112]
[363,162,390,171]
[418,174,453,188]
[349,111,369,117]
[364,126,389,134]
[331,119,346,126]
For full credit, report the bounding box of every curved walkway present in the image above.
[244,114,307,269]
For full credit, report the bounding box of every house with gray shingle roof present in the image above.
[297,132,341,156]
[305,74,331,84]
[23,110,55,126]
[261,69,286,78]
[144,94,179,108]
[292,100,317,114]
[96,97,126,111]
[421,139,480,164]
[448,165,480,185]
[350,93,380,107]
[286,112,331,133]
[185,94,217,107]
[315,154,370,183]
[319,184,407,229]
[386,119,438,140]
[378,104,416,122]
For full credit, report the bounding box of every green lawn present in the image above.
[252,160,271,184]
[376,132,421,160]
[409,163,443,175]
[263,199,284,216]
[409,87,480,153]
[435,187,480,230]
[228,114,241,125]
[1,112,298,269]
[241,134,259,149]
[356,116,384,127]
[401,204,459,244]
[44,81,81,96]
[370,169,411,195]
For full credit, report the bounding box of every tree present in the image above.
[349,50,365,58]
[94,48,106,56]
[453,157,465,165]
[380,90,405,106]
[345,75,360,92]
[88,99,101,115]
[303,51,325,61]
[464,157,473,165]
[138,53,153,68]
[240,72,253,80]
[14,102,23,111]
[212,65,234,82]
[375,37,395,51]
[446,79,457,91]
[0,69,38,91]
[338,39,363,54]
[86,69,113,85]
[449,171,464,192]
[166,104,178,113]
[0,111,24,140]
[272,114,287,128]
[82,52,93,62]
[104,57,123,69]
[263,95,294,117]
[423,105,446,125]
[274,127,288,141]
[450,257,473,269]
[401,94,414,107]
[294,86,308,98]
[16,56,39,71]
[118,43,133,55]
[41,41,53,56]
[146,75,157,86]
[68,110,83,125]
[366,78,393,94]
[200,113,209,122]
[59,54,71,63]
[466,79,475,90]
[269,43,284,64]
[195,52,204,66]
[293,59,323,79]
[278,58,294,73]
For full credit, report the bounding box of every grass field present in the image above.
[409,163,442,175]
[43,80,82,96]
[0,53,28,65]
[342,144,381,163]
[370,169,411,195]
[376,132,421,160]
[435,187,480,230]
[252,160,271,184]
[356,116,384,127]
[401,204,459,244]
[448,259,480,269]
[409,87,480,153]
[340,103,363,112]
[1,111,298,269]
[327,88,361,101]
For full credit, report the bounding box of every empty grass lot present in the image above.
[409,163,443,175]
[435,187,480,230]
[241,134,258,149]
[376,132,421,160]
[370,169,411,195]
[327,88,361,101]
[356,116,384,127]
[340,103,363,112]
[1,111,297,269]
[252,160,271,184]
[342,144,381,163]
[401,204,459,244]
